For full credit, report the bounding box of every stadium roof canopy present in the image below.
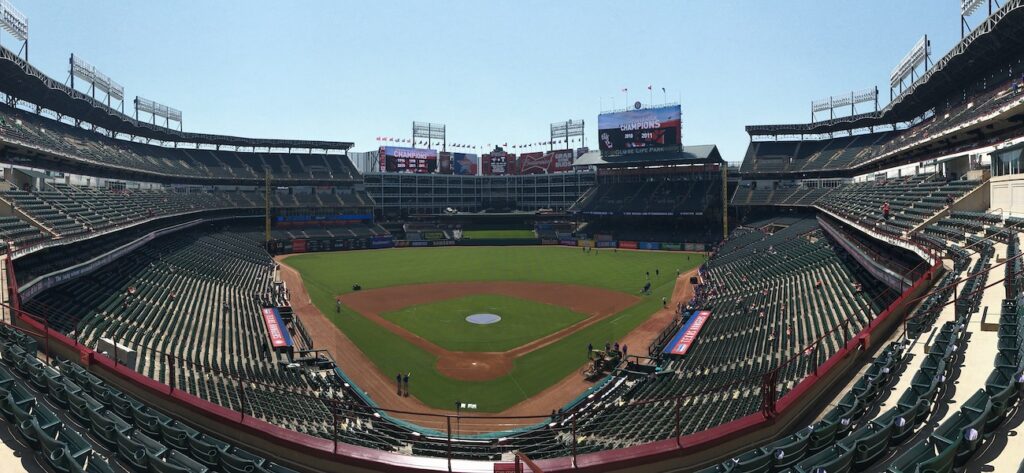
[0,47,354,151]
[746,0,1024,136]
[574,144,723,167]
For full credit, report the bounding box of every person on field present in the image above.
[404,372,411,397]
[336,299,342,313]
[656,269,659,277]
[587,343,593,359]
[396,373,402,395]
[662,296,667,307]
[622,345,628,357]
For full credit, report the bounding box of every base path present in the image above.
[277,256,697,418]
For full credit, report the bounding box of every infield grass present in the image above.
[381,294,588,352]
[287,246,704,411]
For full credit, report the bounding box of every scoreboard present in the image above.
[597,105,682,157]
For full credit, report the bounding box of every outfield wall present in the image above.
[270,236,710,254]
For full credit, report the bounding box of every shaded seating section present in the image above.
[817,174,980,236]
[570,179,721,216]
[739,132,892,175]
[0,181,377,246]
[740,76,1024,175]
[0,323,300,473]
[0,102,361,182]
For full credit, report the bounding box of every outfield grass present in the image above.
[461,229,536,239]
[381,294,588,352]
[288,246,705,411]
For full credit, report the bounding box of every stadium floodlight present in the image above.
[135,95,182,129]
[890,35,930,91]
[70,54,125,106]
[550,119,585,151]
[961,0,985,16]
[412,121,445,150]
[810,88,878,122]
[0,0,27,41]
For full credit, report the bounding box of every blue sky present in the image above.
[8,1,976,162]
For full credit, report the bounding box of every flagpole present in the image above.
[649,87,653,107]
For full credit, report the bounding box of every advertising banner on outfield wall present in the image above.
[639,242,661,250]
[663,310,711,356]
[596,240,617,248]
[292,239,307,253]
[598,104,682,157]
[370,236,395,248]
[541,239,559,245]
[559,239,577,246]
[662,243,682,251]
[577,239,594,248]
[619,241,638,249]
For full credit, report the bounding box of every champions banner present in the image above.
[379,146,438,173]
[261,308,294,349]
[598,105,682,157]
[663,310,711,356]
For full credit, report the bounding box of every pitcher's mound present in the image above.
[466,313,501,325]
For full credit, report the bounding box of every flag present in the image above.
[661,87,666,93]
[622,88,628,92]
[647,85,652,90]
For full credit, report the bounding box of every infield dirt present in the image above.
[277,256,697,418]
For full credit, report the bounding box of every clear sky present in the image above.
[8,1,978,162]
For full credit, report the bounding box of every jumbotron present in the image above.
[0,2,1023,473]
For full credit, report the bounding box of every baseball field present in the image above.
[285,246,704,412]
